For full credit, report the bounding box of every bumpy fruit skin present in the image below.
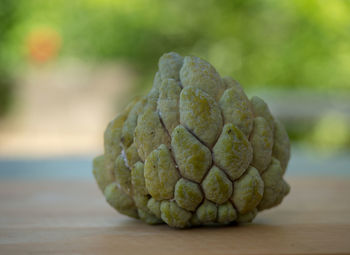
[93,52,291,228]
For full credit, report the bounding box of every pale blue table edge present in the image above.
[0,146,349,180]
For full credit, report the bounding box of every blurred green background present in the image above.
[0,0,350,158]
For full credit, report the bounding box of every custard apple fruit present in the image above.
[93,52,291,228]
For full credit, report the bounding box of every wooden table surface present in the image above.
[0,177,349,255]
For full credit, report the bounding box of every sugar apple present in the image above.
[93,52,291,228]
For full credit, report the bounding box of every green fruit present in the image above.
[93,52,291,228]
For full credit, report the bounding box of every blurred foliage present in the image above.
[309,112,350,152]
[0,0,349,90]
[0,0,19,115]
[0,0,350,150]
[0,73,13,116]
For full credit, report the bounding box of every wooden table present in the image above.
[1,177,349,254]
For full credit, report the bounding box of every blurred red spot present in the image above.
[27,27,61,63]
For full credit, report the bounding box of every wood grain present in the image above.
[0,177,349,255]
